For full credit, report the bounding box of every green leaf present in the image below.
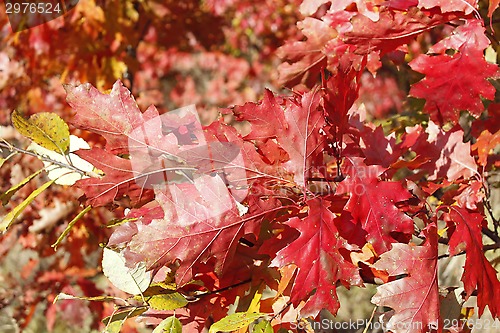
[0,179,55,233]
[0,169,42,205]
[209,312,267,333]
[102,306,147,326]
[52,206,92,249]
[252,320,273,333]
[103,321,123,333]
[12,111,70,154]
[152,316,183,333]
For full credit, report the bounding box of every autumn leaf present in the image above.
[12,110,70,154]
[277,17,337,87]
[74,148,155,207]
[471,130,500,167]
[270,198,361,317]
[65,81,163,154]
[402,125,478,181]
[231,89,325,188]
[445,207,500,318]
[417,0,478,15]
[372,225,440,333]
[116,179,284,285]
[336,157,414,254]
[344,7,456,56]
[409,20,499,124]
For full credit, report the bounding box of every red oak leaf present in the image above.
[277,89,326,188]
[231,89,326,188]
[358,125,401,167]
[119,180,284,285]
[402,125,478,181]
[453,181,485,210]
[445,207,500,318]
[344,7,456,56]
[300,0,380,20]
[471,130,500,167]
[75,148,154,207]
[230,89,286,141]
[277,17,337,87]
[65,81,166,154]
[418,0,478,14]
[489,0,500,18]
[322,66,361,140]
[271,198,361,317]
[371,225,440,333]
[409,20,499,124]
[336,157,414,254]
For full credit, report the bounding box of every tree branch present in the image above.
[438,243,500,260]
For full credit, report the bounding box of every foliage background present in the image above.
[0,0,499,332]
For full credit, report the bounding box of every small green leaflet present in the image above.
[209,312,267,333]
[152,316,182,333]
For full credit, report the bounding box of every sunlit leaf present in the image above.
[152,316,182,333]
[102,247,151,295]
[52,206,92,249]
[12,110,70,154]
[209,312,267,333]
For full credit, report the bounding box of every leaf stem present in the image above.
[0,141,89,176]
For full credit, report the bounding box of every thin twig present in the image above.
[0,141,89,176]
[482,227,500,244]
[438,243,500,260]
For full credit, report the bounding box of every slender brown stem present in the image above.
[438,243,500,260]
[0,141,89,176]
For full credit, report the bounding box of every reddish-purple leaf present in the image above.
[418,0,478,14]
[344,7,456,56]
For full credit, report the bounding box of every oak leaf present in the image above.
[271,198,361,317]
[371,225,440,333]
[409,20,499,124]
[445,207,500,318]
[336,157,414,254]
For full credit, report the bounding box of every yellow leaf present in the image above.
[102,306,147,326]
[54,292,118,303]
[209,312,267,333]
[252,320,273,333]
[133,285,188,310]
[152,316,182,333]
[12,111,70,154]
